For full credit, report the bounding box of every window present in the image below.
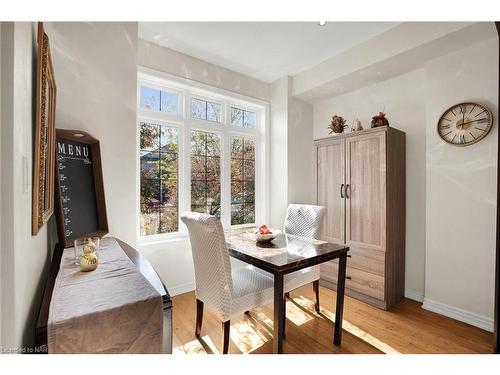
[191,131,221,217]
[231,137,255,224]
[138,70,267,239]
[140,85,180,115]
[190,98,222,123]
[139,123,178,235]
[231,107,256,128]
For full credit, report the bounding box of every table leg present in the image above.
[273,272,285,354]
[334,253,347,346]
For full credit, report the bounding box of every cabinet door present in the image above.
[345,132,386,252]
[316,139,345,244]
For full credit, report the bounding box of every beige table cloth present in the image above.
[47,237,163,354]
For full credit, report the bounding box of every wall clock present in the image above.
[437,102,493,147]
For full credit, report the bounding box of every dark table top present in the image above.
[226,231,349,275]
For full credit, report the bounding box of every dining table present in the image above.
[226,231,350,354]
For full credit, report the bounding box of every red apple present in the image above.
[258,224,272,235]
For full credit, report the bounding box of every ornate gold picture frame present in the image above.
[32,22,57,235]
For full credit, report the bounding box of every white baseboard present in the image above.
[422,297,494,332]
[167,282,195,297]
[404,288,424,302]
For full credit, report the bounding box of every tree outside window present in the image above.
[231,137,255,224]
[140,123,178,235]
[190,130,221,217]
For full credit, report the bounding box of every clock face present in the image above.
[437,102,493,146]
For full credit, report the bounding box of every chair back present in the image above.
[181,212,233,317]
[284,204,326,239]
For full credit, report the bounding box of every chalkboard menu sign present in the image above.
[55,130,108,248]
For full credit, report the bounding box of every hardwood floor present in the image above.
[171,285,493,354]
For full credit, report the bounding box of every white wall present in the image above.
[268,78,315,229]
[269,77,290,228]
[313,36,498,330]
[294,22,490,102]
[423,38,498,330]
[49,22,138,247]
[137,40,270,102]
[1,22,54,349]
[288,96,315,206]
[0,21,14,349]
[314,69,427,300]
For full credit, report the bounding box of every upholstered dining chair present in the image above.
[283,204,326,312]
[181,211,275,354]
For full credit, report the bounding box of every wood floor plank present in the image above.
[170,285,493,354]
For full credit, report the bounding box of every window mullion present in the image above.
[220,100,231,229]
[179,109,191,235]
[157,139,162,234]
[221,132,231,229]
[204,133,208,213]
[173,90,187,235]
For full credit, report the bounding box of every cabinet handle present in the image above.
[345,184,350,199]
[340,184,344,198]
[346,276,352,280]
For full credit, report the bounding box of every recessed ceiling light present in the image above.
[318,21,327,26]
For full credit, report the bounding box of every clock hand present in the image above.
[460,118,487,126]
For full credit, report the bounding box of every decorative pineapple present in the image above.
[79,252,98,272]
[79,238,99,271]
[83,238,96,255]
[371,112,390,128]
[328,115,347,134]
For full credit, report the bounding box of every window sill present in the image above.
[138,232,189,248]
[137,224,258,248]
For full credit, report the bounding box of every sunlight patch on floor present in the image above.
[285,299,314,326]
[292,295,317,313]
[230,321,268,353]
[293,295,401,354]
[173,335,219,354]
[255,311,274,330]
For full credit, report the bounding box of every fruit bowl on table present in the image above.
[253,225,280,243]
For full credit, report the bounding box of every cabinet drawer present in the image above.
[321,247,385,276]
[348,247,385,276]
[320,261,385,301]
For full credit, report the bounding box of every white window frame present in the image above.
[229,105,258,129]
[139,82,184,118]
[189,95,225,125]
[137,66,269,244]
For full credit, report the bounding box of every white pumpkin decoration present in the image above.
[351,119,363,132]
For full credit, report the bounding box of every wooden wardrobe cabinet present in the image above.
[315,126,405,310]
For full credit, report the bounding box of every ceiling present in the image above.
[138,22,399,83]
